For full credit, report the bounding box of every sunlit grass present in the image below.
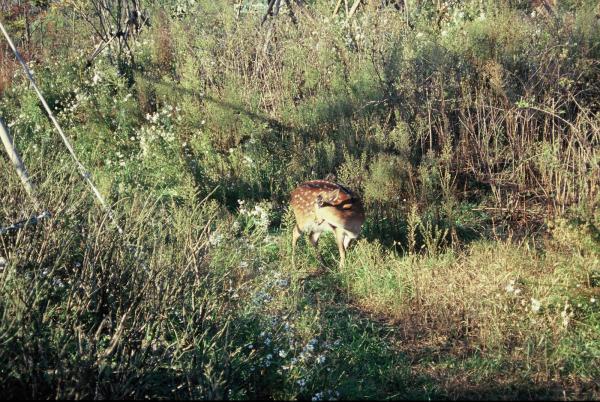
[1,0,599,399]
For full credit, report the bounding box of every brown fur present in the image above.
[290,180,365,268]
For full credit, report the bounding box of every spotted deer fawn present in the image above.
[290,180,365,268]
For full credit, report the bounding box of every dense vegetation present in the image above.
[1,0,599,399]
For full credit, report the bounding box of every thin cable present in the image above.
[0,20,123,234]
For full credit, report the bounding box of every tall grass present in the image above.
[1,0,599,399]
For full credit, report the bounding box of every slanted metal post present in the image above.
[0,117,35,199]
[0,117,52,235]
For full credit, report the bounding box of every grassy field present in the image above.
[1,0,599,399]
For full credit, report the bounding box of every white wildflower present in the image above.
[561,301,573,329]
[305,338,317,353]
[530,298,541,313]
[209,231,223,246]
[275,278,289,288]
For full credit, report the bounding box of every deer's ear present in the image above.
[332,188,340,203]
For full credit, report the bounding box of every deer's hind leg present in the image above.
[309,230,324,265]
[292,225,301,267]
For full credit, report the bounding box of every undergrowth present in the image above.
[1,0,599,399]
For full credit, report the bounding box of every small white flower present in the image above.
[505,279,522,295]
[209,232,223,246]
[275,278,289,288]
[561,302,573,329]
[591,297,596,304]
[305,339,317,353]
[278,349,287,358]
[530,298,541,313]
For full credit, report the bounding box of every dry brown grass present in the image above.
[339,218,599,396]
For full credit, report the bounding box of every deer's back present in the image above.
[290,180,365,235]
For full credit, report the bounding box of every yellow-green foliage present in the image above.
[1,0,599,399]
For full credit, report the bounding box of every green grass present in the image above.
[1,0,600,399]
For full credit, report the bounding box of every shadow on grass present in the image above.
[280,257,599,400]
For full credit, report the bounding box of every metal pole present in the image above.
[0,118,36,201]
[0,117,52,236]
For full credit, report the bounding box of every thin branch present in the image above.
[261,0,277,26]
[333,0,343,16]
[348,0,361,19]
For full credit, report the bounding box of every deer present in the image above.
[290,180,365,268]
